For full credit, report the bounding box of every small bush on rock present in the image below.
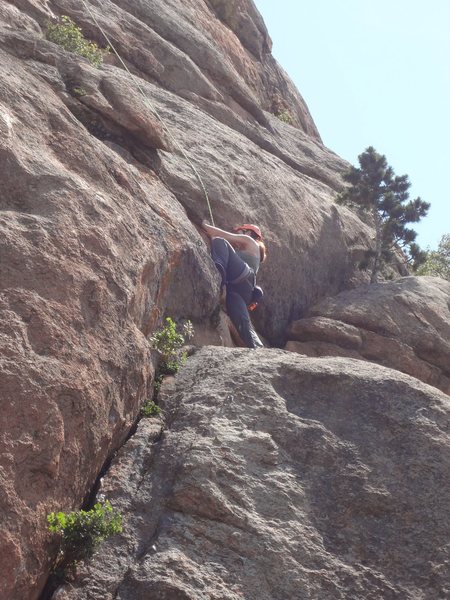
[47,500,122,565]
[150,318,194,401]
[72,86,87,97]
[150,317,193,375]
[276,109,294,125]
[141,399,161,418]
[46,15,106,67]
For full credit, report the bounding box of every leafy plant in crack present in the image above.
[276,109,294,125]
[72,86,87,97]
[46,15,107,67]
[140,399,161,418]
[149,317,194,407]
[150,317,193,375]
[47,500,122,568]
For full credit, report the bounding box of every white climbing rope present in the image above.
[79,0,215,225]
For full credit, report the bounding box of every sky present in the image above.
[254,0,449,250]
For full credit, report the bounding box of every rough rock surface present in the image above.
[0,0,404,598]
[54,347,450,600]
[286,277,450,394]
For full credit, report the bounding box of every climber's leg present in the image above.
[226,290,264,349]
[210,237,248,286]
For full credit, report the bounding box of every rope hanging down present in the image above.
[79,0,215,225]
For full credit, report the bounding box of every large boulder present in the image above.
[53,347,450,600]
[286,277,450,394]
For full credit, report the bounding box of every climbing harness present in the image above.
[227,267,263,311]
[79,0,215,225]
[228,264,252,285]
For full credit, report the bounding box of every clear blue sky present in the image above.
[254,0,449,250]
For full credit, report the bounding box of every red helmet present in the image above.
[235,224,262,240]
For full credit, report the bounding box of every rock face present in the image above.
[0,2,375,596]
[1,1,444,599]
[286,277,450,394]
[54,348,450,600]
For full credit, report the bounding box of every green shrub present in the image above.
[149,318,193,401]
[47,500,122,564]
[46,15,106,67]
[150,317,193,375]
[416,233,450,280]
[276,109,294,125]
[72,86,87,97]
[141,399,161,418]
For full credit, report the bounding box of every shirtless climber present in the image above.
[201,221,266,349]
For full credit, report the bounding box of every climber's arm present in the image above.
[201,222,258,252]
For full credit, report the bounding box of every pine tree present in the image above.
[337,147,430,283]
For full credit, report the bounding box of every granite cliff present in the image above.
[0,1,448,599]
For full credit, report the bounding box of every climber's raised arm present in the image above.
[201,221,259,255]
